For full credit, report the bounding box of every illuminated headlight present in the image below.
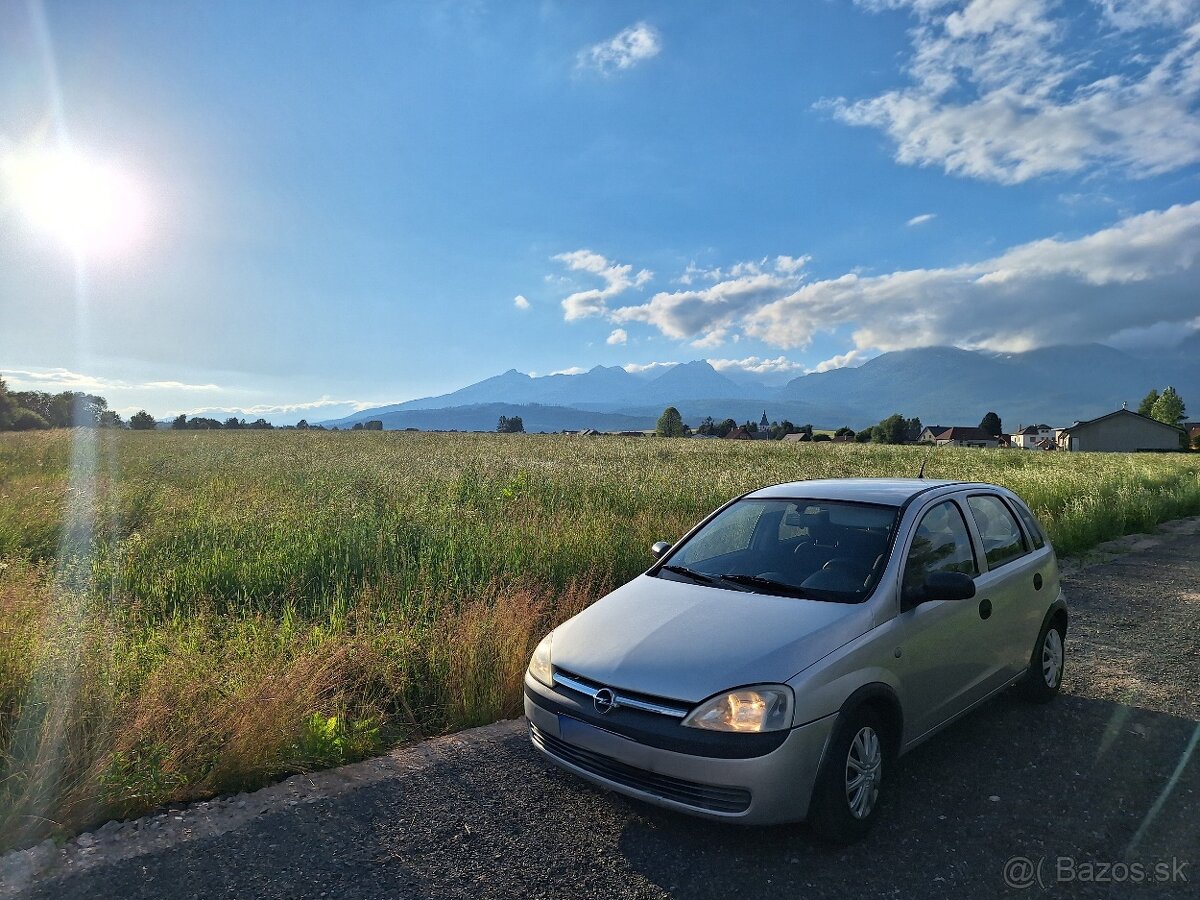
[681,685,794,733]
[528,632,554,687]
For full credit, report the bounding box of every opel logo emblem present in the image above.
[593,688,617,715]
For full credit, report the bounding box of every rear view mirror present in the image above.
[650,541,672,559]
[923,571,976,602]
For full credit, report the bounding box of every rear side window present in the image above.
[1009,500,1047,550]
[903,501,978,599]
[967,494,1029,569]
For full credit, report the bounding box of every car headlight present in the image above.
[527,631,554,687]
[681,685,794,733]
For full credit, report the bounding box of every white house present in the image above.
[1012,424,1055,450]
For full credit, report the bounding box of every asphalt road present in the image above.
[10,521,1200,900]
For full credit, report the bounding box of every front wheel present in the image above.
[1017,618,1065,703]
[807,707,888,844]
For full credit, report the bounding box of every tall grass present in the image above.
[1,430,1198,849]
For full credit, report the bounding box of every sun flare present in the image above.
[3,148,148,259]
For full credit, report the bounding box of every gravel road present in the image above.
[5,519,1199,899]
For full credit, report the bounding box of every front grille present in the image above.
[531,722,752,814]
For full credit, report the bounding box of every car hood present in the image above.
[551,573,873,704]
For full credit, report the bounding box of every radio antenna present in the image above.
[917,442,934,479]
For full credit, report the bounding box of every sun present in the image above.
[3,148,148,259]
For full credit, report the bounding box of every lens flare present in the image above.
[3,148,148,259]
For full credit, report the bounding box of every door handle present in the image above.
[1033,572,1043,590]
[978,598,992,620]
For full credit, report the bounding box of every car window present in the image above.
[902,500,977,598]
[1009,499,1046,550]
[967,494,1029,568]
[663,498,899,602]
[676,501,765,565]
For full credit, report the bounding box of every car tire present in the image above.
[1016,618,1065,703]
[807,706,888,844]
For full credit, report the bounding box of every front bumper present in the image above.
[524,675,837,825]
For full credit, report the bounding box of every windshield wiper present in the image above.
[660,564,719,585]
[718,573,810,597]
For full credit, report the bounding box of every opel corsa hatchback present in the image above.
[524,479,1068,842]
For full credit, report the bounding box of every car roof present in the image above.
[743,477,993,506]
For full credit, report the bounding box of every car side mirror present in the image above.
[923,571,976,602]
[650,541,673,559]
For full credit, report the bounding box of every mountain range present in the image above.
[321,341,1200,433]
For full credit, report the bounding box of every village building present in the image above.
[1056,408,1185,452]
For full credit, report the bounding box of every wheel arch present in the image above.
[834,682,904,760]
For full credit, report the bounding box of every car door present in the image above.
[890,497,994,742]
[964,493,1045,678]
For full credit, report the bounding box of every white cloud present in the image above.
[513,294,530,310]
[906,213,937,226]
[553,249,652,320]
[708,355,807,376]
[577,22,661,75]
[828,1,1200,183]
[550,366,587,376]
[580,202,1200,358]
[606,328,628,345]
[742,201,1200,354]
[811,350,870,373]
[610,269,806,348]
[623,361,679,376]
[3,368,220,393]
[181,398,378,417]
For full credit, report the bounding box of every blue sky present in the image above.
[2,0,1199,422]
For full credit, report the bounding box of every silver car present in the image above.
[524,478,1068,842]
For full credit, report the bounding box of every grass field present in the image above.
[2,430,1199,849]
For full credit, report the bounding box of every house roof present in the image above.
[935,426,997,441]
[781,432,809,442]
[1059,408,1185,435]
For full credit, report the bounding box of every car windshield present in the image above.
[657,498,900,603]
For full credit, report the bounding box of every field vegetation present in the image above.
[2,430,1199,850]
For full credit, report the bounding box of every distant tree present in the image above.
[296,419,310,430]
[1193,432,1200,450]
[98,410,124,428]
[0,376,13,429]
[364,420,383,431]
[812,433,832,442]
[854,429,873,443]
[497,415,525,433]
[696,416,717,436]
[189,416,221,429]
[715,418,737,438]
[1138,389,1160,417]
[352,422,364,430]
[1150,386,1186,426]
[906,417,923,441]
[171,414,188,430]
[769,419,796,440]
[223,417,244,429]
[834,426,855,438]
[10,408,50,430]
[979,411,1002,437]
[129,410,156,430]
[871,413,910,445]
[656,407,687,437]
[248,418,272,429]
[742,419,758,434]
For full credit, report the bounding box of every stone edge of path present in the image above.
[4,513,1199,894]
